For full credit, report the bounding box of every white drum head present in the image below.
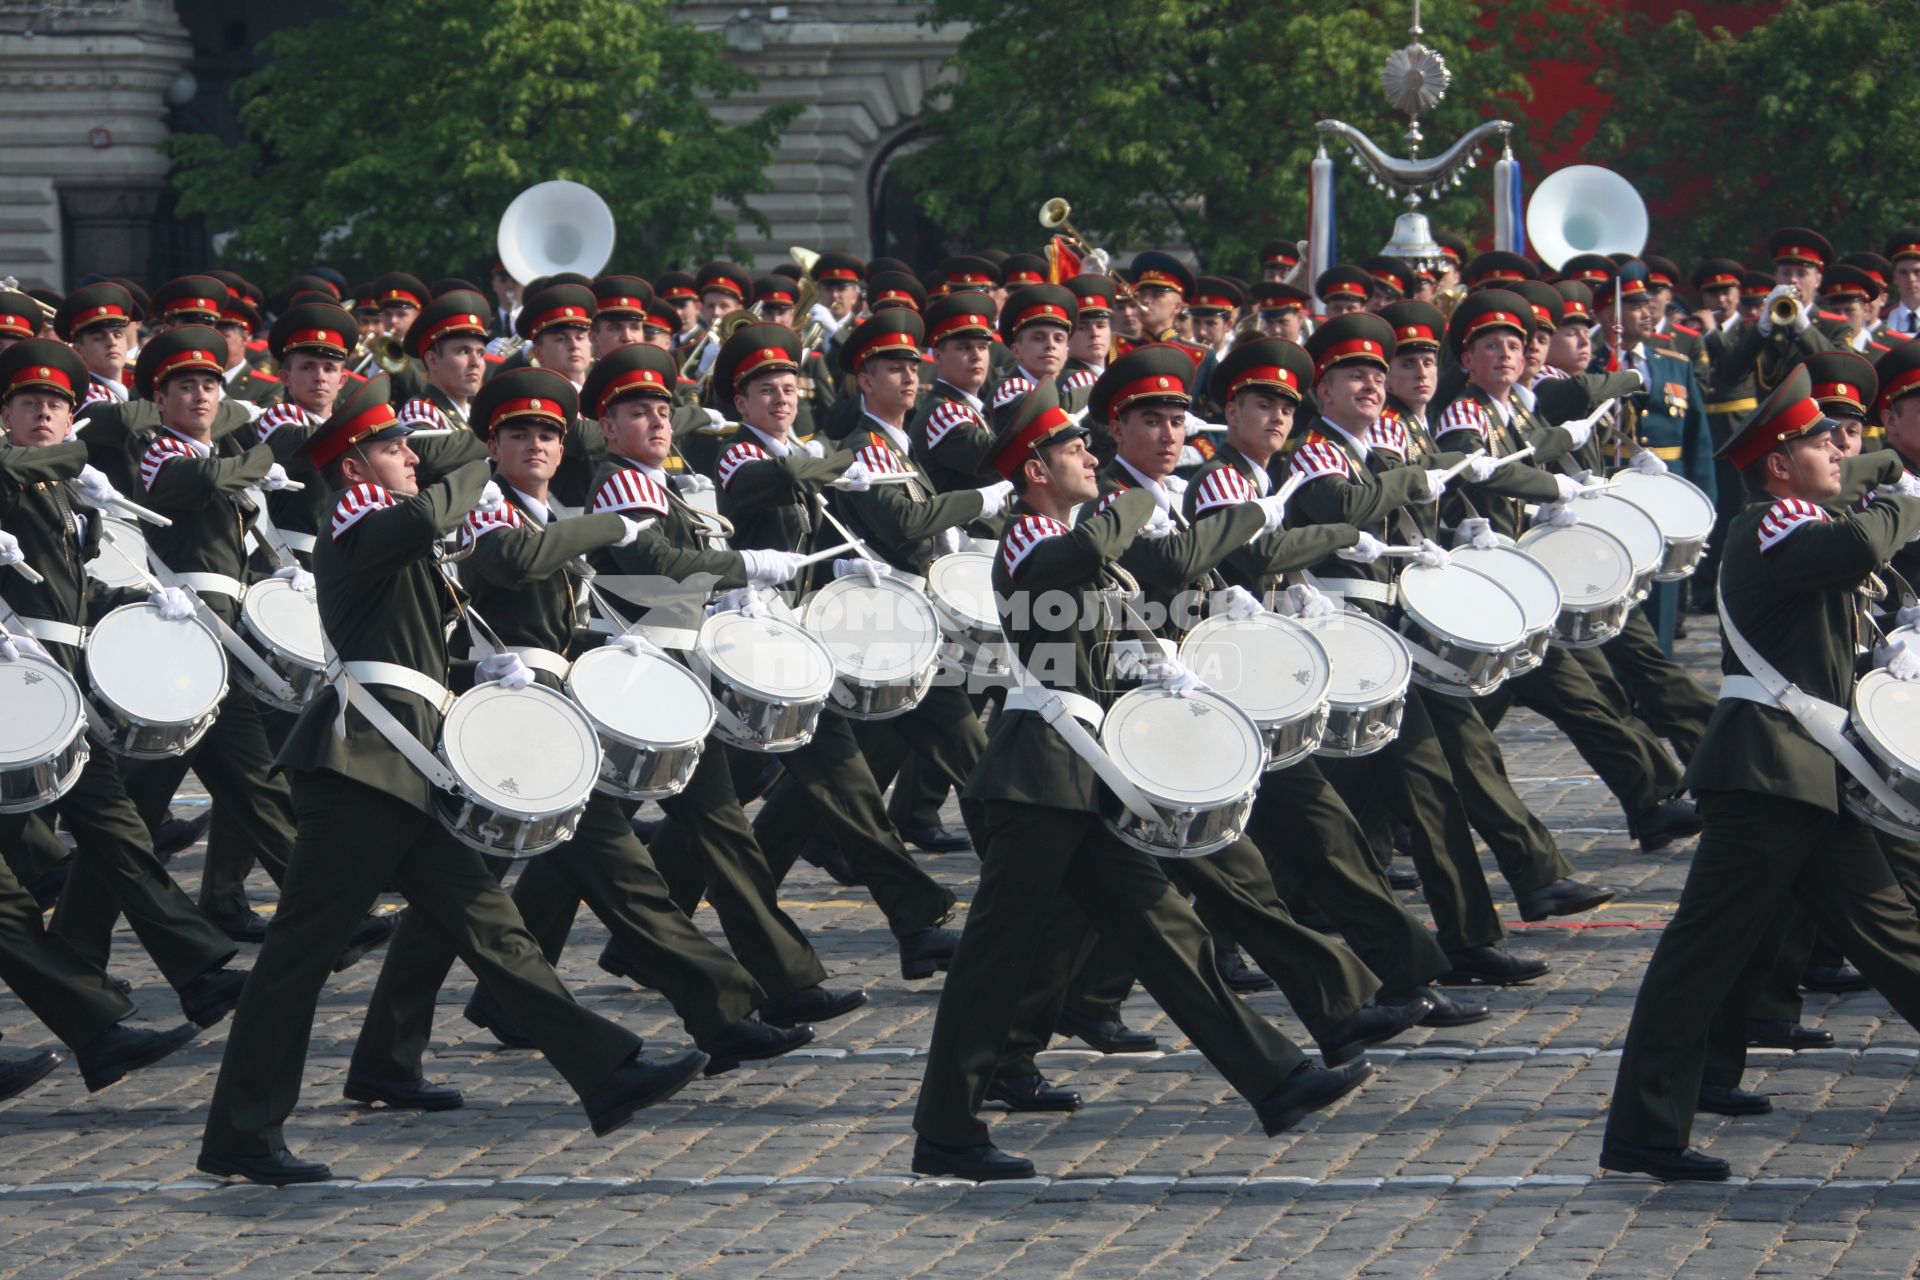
[803,577,942,683]
[1295,610,1413,704]
[926,552,1000,630]
[698,611,836,700]
[1518,525,1636,607]
[1852,670,1920,770]
[1179,613,1331,725]
[242,577,325,667]
[1102,688,1265,804]
[87,519,150,590]
[440,683,600,818]
[567,647,715,747]
[87,604,227,722]
[1397,563,1526,648]
[1572,494,1663,573]
[1609,471,1716,541]
[0,653,84,765]
[1452,546,1562,632]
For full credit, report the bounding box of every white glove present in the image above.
[1466,455,1500,483]
[606,632,667,659]
[1888,472,1920,500]
[1161,473,1189,496]
[1137,505,1176,540]
[1142,657,1207,697]
[1897,603,1920,629]
[74,464,120,506]
[1555,470,1607,501]
[1183,412,1208,441]
[714,585,772,618]
[1413,538,1451,568]
[1878,637,1920,681]
[0,530,21,567]
[261,463,295,492]
[808,302,843,337]
[477,651,535,690]
[1284,583,1337,618]
[1084,248,1112,276]
[148,586,194,621]
[1631,450,1669,476]
[976,479,1014,520]
[1759,285,1805,335]
[801,438,825,459]
[1456,517,1499,550]
[739,547,809,586]
[614,515,652,547]
[271,564,315,592]
[1336,532,1389,563]
[702,408,727,428]
[475,481,506,515]
[1211,585,1264,621]
[1535,501,1580,528]
[1421,469,1451,503]
[836,462,875,492]
[1255,493,1288,532]
[676,472,716,495]
[0,629,15,663]
[834,557,893,586]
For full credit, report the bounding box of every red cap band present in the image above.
[285,327,349,354]
[593,366,671,416]
[377,287,423,308]
[1313,336,1388,376]
[947,271,994,287]
[1480,269,1528,283]
[155,346,223,381]
[1191,294,1236,312]
[1729,394,1825,469]
[816,267,860,282]
[1134,270,1186,296]
[488,395,568,432]
[6,363,73,398]
[735,345,798,384]
[597,295,646,314]
[77,303,129,328]
[1321,280,1368,301]
[1812,380,1862,409]
[874,288,918,306]
[1108,372,1190,416]
[702,277,746,300]
[757,289,795,306]
[930,312,992,343]
[0,313,33,338]
[1011,302,1071,331]
[1394,322,1438,346]
[529,304,590,336]
[419,313,485,349]
[1005,271,1044,286]
[1076,293,1112,313]
[163,296,218,319]
[662,285,697,301]
[1881,365,1920,410]
[1775,244,1826,266]
[309,401,403,469]
[1699,273,1739,289]
[850,332,920,370]
[994,405,1075,481]
[1463,310,1526,344]
[1226,363,1300,402]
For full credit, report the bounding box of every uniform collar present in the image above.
[159,424,212,456]
[616,454,669,486]
[224,360,250,384]
[1316,415,1372,460]
[1114,456,1174,511]
[936,378,984,411]
[89,372,127,402]
[743,422,793,456]
[1213,441,1270,494]
[508,483,553,526]
[859,398,912,453]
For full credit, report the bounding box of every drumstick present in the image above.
[1436,449,1489,482]
[793,541,861,568]
[831,471,917,489]
[1273,471,1307,504]
[1488,445,1536,470]
[66,486,175,529]
[5,560,44,585]
[267,479,306,493]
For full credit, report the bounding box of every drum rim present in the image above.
[86,603,229,721]
[802,574,944,680]
[240,576,327,668]
[1517,523,1638,606]
[438,682,602,817]
[1852,669,1920,769]
[1178,612,1333,721]
[1101,686,1267,802]
[1450,549,1562,631]
[1396,562,1528,650]
[696,609,838,700]
[1295,608,1415,698]
[566,646,718,749]
[925,550,1001,629]
[1572,493,1664,571]
[1609,471,1717,540]
[0,651,88,764]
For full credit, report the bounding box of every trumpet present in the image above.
[353,332,409,377]
[1770,291,1804,329]
[1036,197,1139,306]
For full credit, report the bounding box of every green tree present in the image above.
[168,0,797,286]
[892,0,1595,272]
[1589,0,1920,268]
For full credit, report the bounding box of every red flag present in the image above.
[1046,235,1082,284]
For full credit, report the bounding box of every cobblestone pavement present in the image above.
[5,631,1920,1278]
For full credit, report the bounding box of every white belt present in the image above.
[471,645,570,678]
[178,572,244,599]
[12,616,86,648]
[342,660,455,713]
[1002,685,1105,730]
[1308,575,1395,606]
[282,531,316,554]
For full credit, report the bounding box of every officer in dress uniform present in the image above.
[217,295,280,405]
[53,283,136,409]
[908,293,1000,492]
[986,284,1085,428]
[395,289,492,433]
[910,380,1372,1183]
[241,301,364,568]
[1602,366,1920,1182]
[197,375,708,1186]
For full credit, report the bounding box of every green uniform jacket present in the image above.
[1430,384,1577,539]
[907,378,996,497]
[74,396,255,498]
[964,487,1159,813]
[586,455,748,637]
[277,460,491,812]
[836,413,987,575]
[711,424,854,593]
[1094,458,1264,640]
[1181,442,1360,596]
[1285,419,1437,624]
[0,441,142,675]
[455,481,630,664]
[131,427,274,626]
[1683,491,1920,810]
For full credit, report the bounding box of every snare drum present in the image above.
[434,681,602,858]
[1098,687,1266,858]
[1568,493,1663,604]
[925,551,1010,677]
[803,575,943,720]
[1842,670,1920,839]
[566,646,717,800]
[85,603,227,758]
[1178,613,1331,770]
[85,519,150,591]
[692,610,837,752]
[1516,524,1637,648]
[236,577,326,713]
[1395,562,1527,697]
[1608,471,1715,581]
[0,651,89,813]
[1451,545,1562,675]
[1296,608,1412,757]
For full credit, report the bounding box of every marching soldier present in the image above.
[198,375,708,1186]
[216,295,280,405]
[908,293,1000,491]
[395,289,492,432]
[987,284,1084,424]
[911,380,1373,1182]
[53,283,136,408]
[1881,229,1920,336]
[1603,367,1920,1182]
[1315,265,1374,320]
